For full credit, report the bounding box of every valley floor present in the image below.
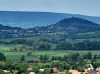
[2,50,100,61]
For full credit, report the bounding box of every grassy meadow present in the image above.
[0,44,100,61]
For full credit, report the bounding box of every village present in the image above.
[1,61,100,74]
[26,64,100,74]
[0,50,100,74]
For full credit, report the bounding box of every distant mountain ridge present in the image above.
[0,11,100,28]
[0,24,22,30]
[45,17,100,33]
[0,17,100,39]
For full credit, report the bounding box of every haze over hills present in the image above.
[46,17,100,33]
[0,17,100,39]
[0,11,100,28]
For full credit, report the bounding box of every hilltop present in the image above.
[0,11,100,28]
[46,17,100,33]
[0,17,100,39]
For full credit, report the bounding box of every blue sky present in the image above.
[0,0,100,16]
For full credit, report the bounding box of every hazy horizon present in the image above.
[0,0,100,16]
[1,10,100,17]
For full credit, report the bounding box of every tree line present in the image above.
[4,38,100,52]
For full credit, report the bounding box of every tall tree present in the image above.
[20,55,25,61]
[0,52,6,61]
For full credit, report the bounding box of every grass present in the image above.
[1,50,100,61]
[0,44,100,61]
[0,44,15,51]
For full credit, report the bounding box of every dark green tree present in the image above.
[39,55,43,62]
[20,55,25,61]
[0,52,6,61]
[63,55,68,62]
[57,42,73,50]
[93,54,98,60]
[87,52,92,59]
[27,51,32,56]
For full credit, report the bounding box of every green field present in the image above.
[0,44,100,61]
[2,50,100,61]
[0,44,15,51]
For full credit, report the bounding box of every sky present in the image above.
[0,0,100,16]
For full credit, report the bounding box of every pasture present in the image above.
[0,44,100,61]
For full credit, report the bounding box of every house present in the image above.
[68,69,83,74]
[52,68,58,73]
[69,70,78,74]
[34,60,40,63]
[27,60,34,63]
[27,60,40,63]
[96,67,100,72]
[58,72,66,74]
[69,69,90,74]
[3,70,10,73]
[29,72,35,74]
[39,69,45,72]
[27,66,33,71]
[88,64,94,71]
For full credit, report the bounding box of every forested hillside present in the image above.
[0,17,100,50]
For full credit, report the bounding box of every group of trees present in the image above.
[39,55,49,63]
[0,61,28,74]
[0,37,100,51]
[0,52,6,61]
[34,40,100,50]
[39,52,100,69]
[39,52,93,62]
[57,40,100,50]
[6,38,100,51]
[51,52,93,62]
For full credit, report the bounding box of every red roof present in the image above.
[96,68,100,71]
[52,68,58,72]
[27,67,33,71]
[58,72,66,74]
